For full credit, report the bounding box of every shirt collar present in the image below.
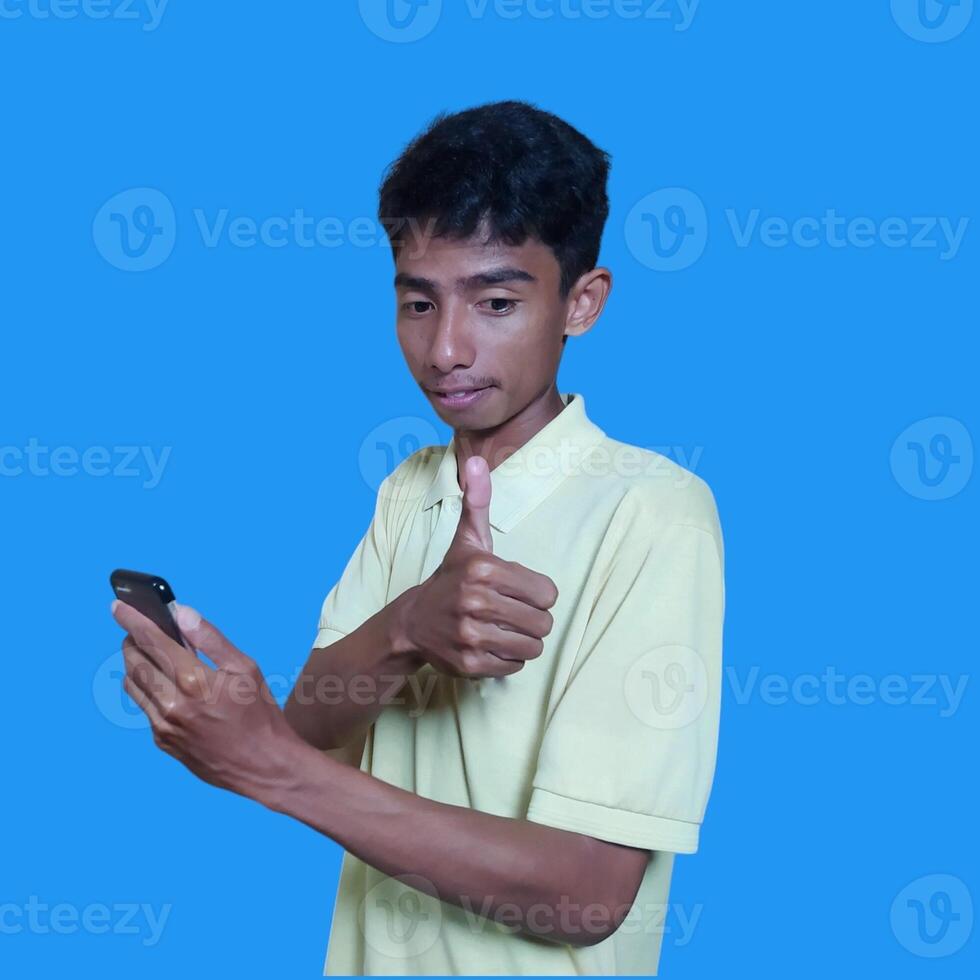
[421,391,606,533]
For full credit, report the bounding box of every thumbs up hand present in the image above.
[450,455,495,554]
[395,455,559,679]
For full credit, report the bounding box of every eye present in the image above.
[479,297,518,314]
[401,300,434,315]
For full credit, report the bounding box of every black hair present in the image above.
[378,99,611,306]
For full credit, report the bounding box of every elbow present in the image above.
[522,891,636,948]
[550,837,647,947]
[515,837,649,947]
[563,897,633,948]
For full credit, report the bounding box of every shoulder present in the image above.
[380,442,445,487]
[375,442,447,517]
[587,434,723,544]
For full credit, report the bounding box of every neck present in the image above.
[453,384,567,482]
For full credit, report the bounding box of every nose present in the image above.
[426,298,475,374]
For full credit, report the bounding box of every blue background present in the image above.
[1,1,976,976]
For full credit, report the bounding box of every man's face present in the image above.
[393,225,570,431]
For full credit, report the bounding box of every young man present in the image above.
[111,100,725,975]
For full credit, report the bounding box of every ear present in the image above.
[563,266,612,342]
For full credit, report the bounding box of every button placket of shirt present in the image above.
[419,493,463,582]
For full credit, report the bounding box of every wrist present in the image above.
[260,730,326,815]
[263,732,354,832]
[385,587,425,673]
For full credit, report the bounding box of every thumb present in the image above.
[452,455,494,553]
[174,603,253,672]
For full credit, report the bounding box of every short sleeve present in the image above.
[312,478,393,649]
[526,514,725,854]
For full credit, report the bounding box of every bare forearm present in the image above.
[266,737,641,947]
[284,590,421,750]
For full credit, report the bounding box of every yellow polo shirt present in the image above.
[313,391,725,976]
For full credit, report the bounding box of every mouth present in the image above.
[427,385,492,409]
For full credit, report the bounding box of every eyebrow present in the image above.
[394,266,538,293]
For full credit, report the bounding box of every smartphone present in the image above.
[110,568,188,648]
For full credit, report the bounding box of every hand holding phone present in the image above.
[109,568,190,649]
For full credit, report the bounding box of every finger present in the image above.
[454,455,494,553]
[173,604,253,673]
[123,635,181,709]
[470,620,546,663]
[485,561,559,611]
[471,590,553,642]
[111,599,197,681]
[122,671,168,729]
[461,651,526,679]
